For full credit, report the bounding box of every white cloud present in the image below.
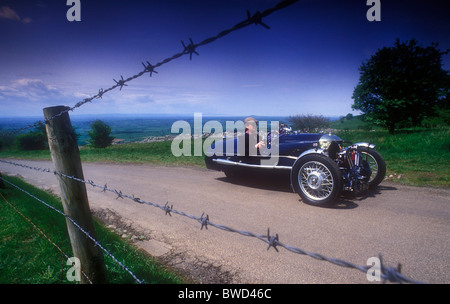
[0,78,62,101]
[0,6,32,24]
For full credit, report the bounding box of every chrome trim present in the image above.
[298,148,326,159]
[353,142,376,149]
[213,158,292,170]
[319,133,343,149]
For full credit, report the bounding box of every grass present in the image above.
[334,128,450,188]
[0,140,206,167]
[1,128,449,188]
[330,115,449,187]
[330,115,371,130]
[0,175,186,284]
[80,140,206,167]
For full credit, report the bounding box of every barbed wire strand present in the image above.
[0,192,93,284]
[0,159,426,284]
[0,175,144,284]
[0,0,300,137]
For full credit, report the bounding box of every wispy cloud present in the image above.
[0,78,61,101]
[0,6,32,24]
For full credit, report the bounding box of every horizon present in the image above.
[0,112,348,146]
[0,112,342,119]
[0,113,342,126]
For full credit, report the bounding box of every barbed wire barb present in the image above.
[164,201,173,216]
[266,228,279,252]
[97,88,105,99]
[113,75,128,91]
[247,10,271,29]
[181,38,199,60]
[200,212,209,230]
[142,61,158,77]
[379,254,404,284]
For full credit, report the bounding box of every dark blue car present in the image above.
[205,131,386,206]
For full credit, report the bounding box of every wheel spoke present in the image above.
[298,161,334,201]
[361,152,378,183]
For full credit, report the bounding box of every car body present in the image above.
[205,131,386,206]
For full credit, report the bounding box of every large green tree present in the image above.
[352,39,449,133]
[87,120,114,148]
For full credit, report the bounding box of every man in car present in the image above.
[242,117,265,161]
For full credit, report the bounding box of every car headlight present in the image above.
[319,133,343,150]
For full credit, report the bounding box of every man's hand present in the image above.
[255,141,265,149]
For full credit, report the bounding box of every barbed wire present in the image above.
[0,158,426,284]
[0,174,144,284]
[0,0,300,138]
[0,191,93,284]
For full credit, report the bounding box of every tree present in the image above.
[352,39,449,133]
[288,114,330,133]
[87,120,114,148]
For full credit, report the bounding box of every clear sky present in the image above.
[0,0,449,118]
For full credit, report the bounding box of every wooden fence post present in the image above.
[0,171,4,189]
[43,106,107,284]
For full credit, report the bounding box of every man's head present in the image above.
[244,117,258,133]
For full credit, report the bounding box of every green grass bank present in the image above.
[0,175,186,284]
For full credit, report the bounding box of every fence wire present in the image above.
[0,192,93,284]
[0,159,426,284]
[0,174,144,284]
[0,0,300,137]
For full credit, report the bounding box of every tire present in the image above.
[292,154,343,206]
[359,148,386,189]
[224,169,238,179]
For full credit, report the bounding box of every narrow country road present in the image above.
[1,159,449,284]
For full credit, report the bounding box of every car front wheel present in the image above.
[292,154,342,206]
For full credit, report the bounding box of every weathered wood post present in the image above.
[43,106,107,284]
[0,171,5,189]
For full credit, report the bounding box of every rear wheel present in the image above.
[359,148,386,189]
[292,154,342,206]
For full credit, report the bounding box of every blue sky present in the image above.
[0,0,449,118]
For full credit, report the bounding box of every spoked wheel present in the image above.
[292,154,342,206]
[359,148,386,189]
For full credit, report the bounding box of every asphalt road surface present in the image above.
[1,159,449,284]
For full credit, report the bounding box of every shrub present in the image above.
[15,122,47,151]
[87,120,114,148]
[15,133,47,151]
[288,114,330,133]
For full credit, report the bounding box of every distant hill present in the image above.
[329,115,369,130]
